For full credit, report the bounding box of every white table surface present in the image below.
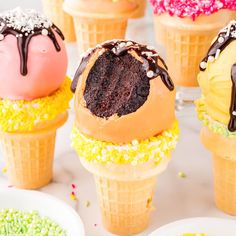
[0,2,236,236]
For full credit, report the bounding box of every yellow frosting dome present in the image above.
[198,36,236,126]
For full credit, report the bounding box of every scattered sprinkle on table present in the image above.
[0,209,67,236]
[178,171,187,178]
[85,201,90,207]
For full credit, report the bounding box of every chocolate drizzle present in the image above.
[200,21,236,132]
[0,10,64,76]
[200,21,236,72]
[229,64,236,132]
[71,40,174,93]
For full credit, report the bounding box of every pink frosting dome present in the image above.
[149,0,224,20]
[0,8,68,101]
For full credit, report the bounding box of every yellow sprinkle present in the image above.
[178,171,187,178]
[71,121,179,165]
[0,77,72,132]
[85,201,90,207]
[1,167,7,174]
[70,194,77,201]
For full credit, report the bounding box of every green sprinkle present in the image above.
[178,171,187,178]
[0,209,67,236]
[85,201,90,207]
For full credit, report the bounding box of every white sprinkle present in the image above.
[151,53,159,57]
[41,29,48,36]
[215,49,221,59]
[25,33,28,36]
[147,45,155,50]
[0,34,4,40]
[200,61,207,69]
[0,8,52,33]
[208,56,215,62]
[218,36,224,43]
[233,111,236,116]
[142,51,153,57]
[119,42,126,48]
[147,70,154,78]
[131,139,139,146]
[226,21,233,37]
[126,41,133,46]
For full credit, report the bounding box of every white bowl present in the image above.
[0,188,85,236]
[149,217,236,236]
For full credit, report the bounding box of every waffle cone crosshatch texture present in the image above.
[153,11,231,87]
[0,112,68,189]
[63,0,138,54]
[95,175,157,235]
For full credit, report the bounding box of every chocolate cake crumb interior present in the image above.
[84,51,150,118]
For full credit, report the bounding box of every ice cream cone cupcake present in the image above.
[196,20,236,215]
[41,0,76,42]
[150,0,231,87]
[63,0,137,54]
[71,39,179,234]
[0,8,72,189]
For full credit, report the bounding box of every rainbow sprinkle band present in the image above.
[195,98,236,138]
[150,0,224,20]
[71,121,179,165]
[0,77,72,132]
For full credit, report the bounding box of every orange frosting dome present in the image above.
[73,40,176,144]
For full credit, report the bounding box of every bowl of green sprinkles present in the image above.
[149,217,236,236]
[0,188,84,236]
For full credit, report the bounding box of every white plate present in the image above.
[0,188,85,236]
[149,217,236,236]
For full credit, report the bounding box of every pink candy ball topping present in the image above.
[149,0,224,20]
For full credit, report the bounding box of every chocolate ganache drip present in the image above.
[200,21,236,72]
[0,8,64,76]
[200,21,236,132]
[71,40,174,93]
[229,64,236,132]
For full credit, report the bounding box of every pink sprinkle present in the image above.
[71,191,75,196]
[221,0,236,10]
[72,183,76,189]
[149,0,224,20]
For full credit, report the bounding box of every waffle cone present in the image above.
[131,0,146,18]
[154,11,230,87]
[42,0,76,42]
[0,112,68,189]
[201,126,236,215]
[80,156,170,235]
[231,11,236,20]
[72,16,127,54]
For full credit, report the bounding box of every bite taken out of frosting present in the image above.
[72,39,176,144]
[0,8,68,101]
